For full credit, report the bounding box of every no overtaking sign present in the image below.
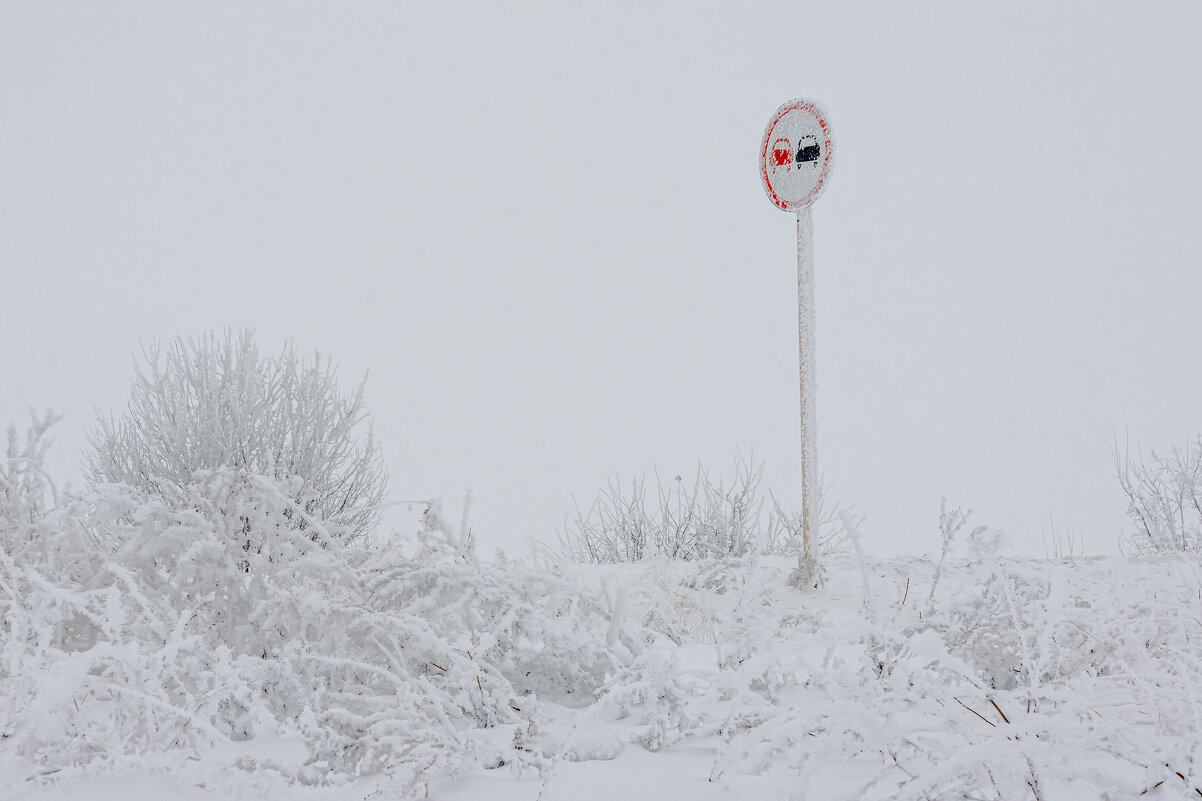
[759,98,834,585]
[759,98,834,211]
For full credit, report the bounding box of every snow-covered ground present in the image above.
[5,517,1201,800]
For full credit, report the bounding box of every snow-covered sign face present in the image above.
[759,99,834,211]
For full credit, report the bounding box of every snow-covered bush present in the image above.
[554,490,1201,801]
[84,329,388,544]
[0,411,95,585]
[1115,435,1202,554]
[587,549,1202,800]
[2,423,640,795]
[1,409,60,529]
[559,456,845,564]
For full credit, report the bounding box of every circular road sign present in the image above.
[759,98,834,211]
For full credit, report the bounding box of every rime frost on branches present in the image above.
[2,427,640,792]
[85,329,389,543]
[1,409,62,528]
[558,455,846,565]
[587,549,1202,800]
[1115,435,1202,554]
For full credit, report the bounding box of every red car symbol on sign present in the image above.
[771,138,792,173]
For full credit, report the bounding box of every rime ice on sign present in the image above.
[759,99,834,211]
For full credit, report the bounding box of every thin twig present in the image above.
[954,697,996,727]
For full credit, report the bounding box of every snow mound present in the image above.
[560,719,623,762]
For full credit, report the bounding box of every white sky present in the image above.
[3,1,1201,558]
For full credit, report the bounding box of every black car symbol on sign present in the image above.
[795,135,820,166]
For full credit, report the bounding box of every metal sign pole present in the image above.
[795,206,817,562]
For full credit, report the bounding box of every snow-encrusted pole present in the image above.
[758,98,834,588]
[796,206,817,563]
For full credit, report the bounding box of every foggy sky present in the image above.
[3,1,1201,558]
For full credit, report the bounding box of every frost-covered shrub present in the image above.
[369,504,641,707]
[599,552,1202,800]
[940,566,1053,690]
[576,488,1202,801]
[1115,435,1202,554]
[2,428,640,794]
[1,411,102,590]
[559,456,845,564]
[85,329,388,544]
[1,409,60,529]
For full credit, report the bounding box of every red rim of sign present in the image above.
[759,98,835,212]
